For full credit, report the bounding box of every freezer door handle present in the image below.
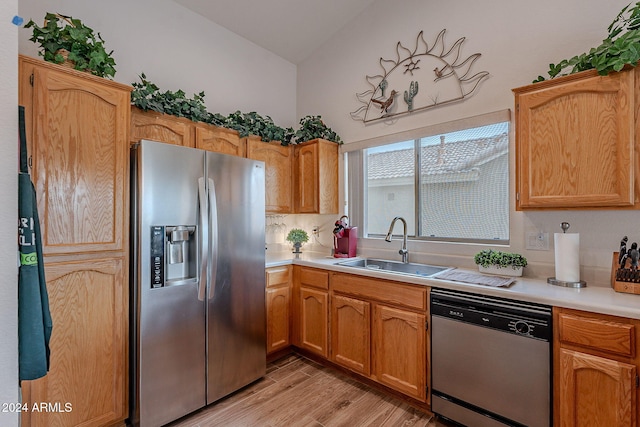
[208,177,218,300]
[197,177,208,301]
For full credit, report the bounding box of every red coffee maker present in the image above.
[333,215,357,258]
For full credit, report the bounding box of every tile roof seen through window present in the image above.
[367,133,508,180]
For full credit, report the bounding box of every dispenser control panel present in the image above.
[150,226,165,288]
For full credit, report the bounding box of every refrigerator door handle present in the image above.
[197,177,208,301]
[208,177,218,300]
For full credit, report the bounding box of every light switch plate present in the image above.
[526,232,549,251]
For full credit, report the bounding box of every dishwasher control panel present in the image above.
[431,289,552,341]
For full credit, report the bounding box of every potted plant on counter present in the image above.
[286,228,309,254]
[474,249,527,277]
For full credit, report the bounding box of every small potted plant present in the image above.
[474,249,527,277]
[24,12,117,78]
[286,228,309,254]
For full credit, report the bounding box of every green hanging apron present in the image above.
[18,105,52,382]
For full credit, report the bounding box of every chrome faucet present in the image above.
[385,216,408,263]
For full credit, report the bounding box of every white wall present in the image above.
[1,0,20,425]
[18,0,298,127]
[298,0,637,284]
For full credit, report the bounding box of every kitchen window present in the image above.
[345,110,510,244]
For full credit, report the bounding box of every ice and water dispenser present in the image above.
[150,225,197,288]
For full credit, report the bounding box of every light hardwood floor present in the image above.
[168,354,451,427]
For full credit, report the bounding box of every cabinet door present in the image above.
[558,349,636,427]
[25,59,129,255]
[299,287,328,357]
[24,257,128,427]
[24,59,130,255]
[294,139,339,214]
[373,304,426,401]
[246,138,293,213]
[195,125,245,156]
[131,106,193,147]
[295,142,319,213]
[266,285,290,354]
[515,69,635,209]
[331,294,370,375]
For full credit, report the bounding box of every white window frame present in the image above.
[343,109,511,245]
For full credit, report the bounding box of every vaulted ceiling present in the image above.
[173,0,377,64]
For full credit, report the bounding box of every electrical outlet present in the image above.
[525,232,549,251]
[312,225,320,237]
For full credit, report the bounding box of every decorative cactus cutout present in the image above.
[404,81,419,111]
[379,79,388,97]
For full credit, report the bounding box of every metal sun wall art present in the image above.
[350,29,490,124]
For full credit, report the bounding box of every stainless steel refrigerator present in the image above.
[129,140,266,427]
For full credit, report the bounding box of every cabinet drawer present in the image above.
[266,266,291,288]
[558,312,635,358]
[300,268,329,290]
[331,273,426,311]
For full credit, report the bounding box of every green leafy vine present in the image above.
[534,2,640,82]
[25,12,116,79]
[131,74,341,146]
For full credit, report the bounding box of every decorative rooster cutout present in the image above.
[371,89,398,113]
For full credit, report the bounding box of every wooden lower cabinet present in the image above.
[266,266,292,354]
[329,272,428,402]
[373,304,426,401]
[299,287,329,357]
[555,307,640,427]
[331,294,371,375]
[22,257,128,427]
[292,266,329,358]
[559,349,636,427]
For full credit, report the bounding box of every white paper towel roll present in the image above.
[554,233,580,282]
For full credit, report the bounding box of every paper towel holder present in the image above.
[547,277,587,288]
[547,222,587,288]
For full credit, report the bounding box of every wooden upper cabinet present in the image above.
[294,139,339,214]
[19,55,131,256]
[131,106,193,147]
[246,137,293,213]
[195,125,245,156]
[131,107,246,157]
[513,67,637,209]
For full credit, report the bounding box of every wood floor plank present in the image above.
[167,354,446,427]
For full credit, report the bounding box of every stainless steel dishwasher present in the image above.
[430,288,552,427]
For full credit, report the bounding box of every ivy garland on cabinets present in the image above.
[533,1,640,82]
[131,74,342,146]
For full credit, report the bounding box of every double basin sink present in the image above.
[337,258,450,278]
